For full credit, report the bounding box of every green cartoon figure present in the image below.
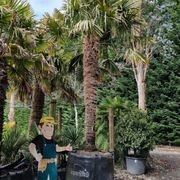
[29,116,72,180]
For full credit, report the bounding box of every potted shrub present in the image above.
[115,109,155,175]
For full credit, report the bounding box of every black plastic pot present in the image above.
[0,170,8,180]
[0,156,34,180]
[66,151,114,180]
[57,151,68,180]
[0,154,24,171]
[0,152,68,180]
[9,161,33,180]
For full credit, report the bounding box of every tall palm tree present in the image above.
[64,0,138,150]
[0,45,8,149]
[27,10,78,133]
[0,0,34,145]
[124,0,153,111]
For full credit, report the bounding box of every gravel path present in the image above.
[114,146,180,180]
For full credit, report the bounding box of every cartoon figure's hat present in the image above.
[39,116,56,124]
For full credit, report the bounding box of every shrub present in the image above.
[1,127,27,165]
[115,109,155,158]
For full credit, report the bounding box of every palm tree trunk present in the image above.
[137,63,146,110]
[57,108,61,130]
[0,57,8,146]
[74,101,78,131]
[8,91,15,121]
[49,98,56,119]
[132,0,147,111]
[83,34,99,151]
[108,107,114,152]
[28,81,45,134]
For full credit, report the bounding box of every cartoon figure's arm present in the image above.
[56,144,72,152]
[29,143,43,162]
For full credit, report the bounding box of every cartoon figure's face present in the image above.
[40,123,54,139]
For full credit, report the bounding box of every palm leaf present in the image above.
[1,127,27,164]
[100,59,121,76]
[124,48,148,64]
[69,53,83,72]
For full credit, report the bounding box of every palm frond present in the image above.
[100,59,121,76]
[56,125,84,148]
[124,48,148,64]
[0,6,12,26]
[1,127,27,164]
[69,53,83,72]
[8,43,29,57]
[72,19,103,36]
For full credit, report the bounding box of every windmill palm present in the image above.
[98,96,126,152]
[63,0,139,150]
[124,0,154,111]
[38,10,78,100]
[0,0,35,145]
[27,10,79,132]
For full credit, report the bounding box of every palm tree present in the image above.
[27,10,78,132]
[64,0,138,150]
[98,96,125,152]
[0,45,8,149]
[124,0,153,111]
[0,0,34,145]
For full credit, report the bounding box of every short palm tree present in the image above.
[63,0,138,150]
[98,96,126,152]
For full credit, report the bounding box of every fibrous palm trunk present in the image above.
[0,57,8,148]
[49,99,56,119]
[28,81,45,133]
[83,34,99,151]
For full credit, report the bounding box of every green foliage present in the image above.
[4,104,30,132]
[14,107,31,131]
[96,96,135,151]
[115,109,155,157]
[97,67,137,105]
[43,98,85,148]
[1,127,27,165]
[96,115,109,151]
[44,97,84,129]
[174,139,180,146]
[55,125,84,149]
[147,58,180,145]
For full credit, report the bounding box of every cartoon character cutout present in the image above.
[29,116,72,180]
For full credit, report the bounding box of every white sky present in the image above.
[27,0,63,18]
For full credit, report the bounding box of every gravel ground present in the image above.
[114,146,180,180]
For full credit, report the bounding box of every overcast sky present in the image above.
[27,0,63,18]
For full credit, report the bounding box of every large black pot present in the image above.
[0,154,24,171]
[0,151,68,180]
[66,151,114,180]
[0,156,34,180]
